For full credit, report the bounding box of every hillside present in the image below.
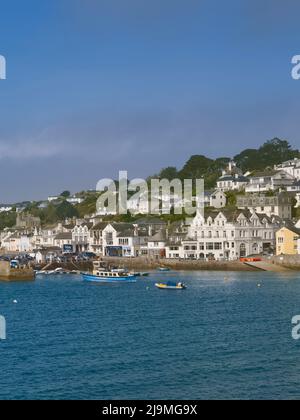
[155,138,299,188]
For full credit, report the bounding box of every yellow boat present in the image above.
[155,282,186,290]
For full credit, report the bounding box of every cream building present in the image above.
[276,226,300,255]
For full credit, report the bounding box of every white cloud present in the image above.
[0,128,66,160]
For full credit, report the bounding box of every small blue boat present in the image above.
[82,272,137,283]
[158,267,170,272]
[82,262,137,283]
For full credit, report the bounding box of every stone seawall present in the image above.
[0,261,35,281]
[38,257,300,273]
[100,257,260,272]
[271,255,300,271]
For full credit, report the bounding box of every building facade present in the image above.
[180,210,279,261]
[276,226,300,256]
[237,192,293,219]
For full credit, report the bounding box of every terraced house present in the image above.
[177,210,280,261]
[88,222,108,255]
[102,223,141,257]
[237,192,293,219]
[276,225,300,256]
[72,222,93,253]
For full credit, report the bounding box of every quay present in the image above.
[243,260,291,272]
[0,260,35,282]
[34,257,297,273]
[100,257,262,272]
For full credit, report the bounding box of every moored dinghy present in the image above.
[158,267,170,272]
[155,281,186,290]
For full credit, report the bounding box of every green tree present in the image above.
[179,155,214,179]
[60,190,71,198]
[234,138,299,172]
[56,201,79,219]
[43,203,58,224]
[225,191,238,207]
[76,193,101,217]
[158,167,178,180]
[0,211,17,230]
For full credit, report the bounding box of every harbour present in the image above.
[1,0,300,402]
[0,270,300,400]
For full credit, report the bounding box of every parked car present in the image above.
[81,252,97,259]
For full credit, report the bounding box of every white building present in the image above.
[66,196,84,205]
[245,170,295,193]
[217,174,249,192]
[287,181,300,193]
[48,196,59,202]
[147,230,167,258]
[1,233,32,253]
[54,232,73,251]
[0,206,13,213]
[275,158,300,181]
[88,222,108,255]
[209,190,227,208]
[165,243,183,259]
[72,223,93,253]
[178,209,279,261]
[102,223,140,257]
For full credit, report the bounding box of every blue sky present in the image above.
[0,0,300,202]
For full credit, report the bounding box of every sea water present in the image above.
[0,271,300,400]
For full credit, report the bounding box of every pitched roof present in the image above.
[76,222,93,229]
[62,224,75,230]
[250,169,288,178]
[54,232,72,240]
[279,223,300,236]
[135,217,166,225]
[91,222,109,231]
[218,175,249,182]
[148,229,166,242]
[110,223,135,237]
[112,223,134,232]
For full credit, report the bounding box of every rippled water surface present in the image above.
[0,271,300,400]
